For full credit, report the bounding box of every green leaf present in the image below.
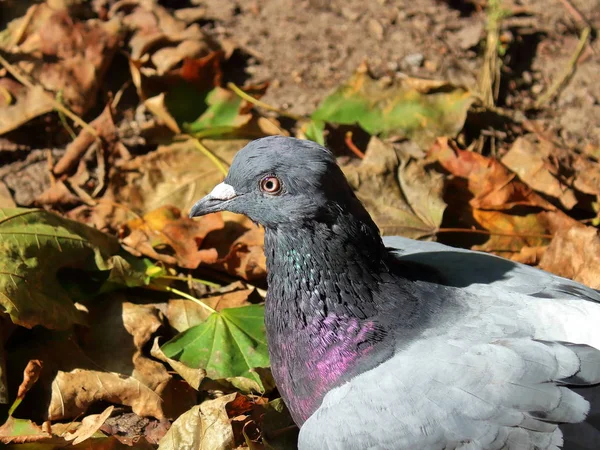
[0,208,146,329]
[161,305,270,391]
[311,69,474,149]
[184,87,251,135]
[301,119,326,145]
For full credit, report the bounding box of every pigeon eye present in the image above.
[260,176,282,195]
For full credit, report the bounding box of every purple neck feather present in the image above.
[263,213,393,425]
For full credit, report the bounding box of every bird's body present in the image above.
[189,136,600,450]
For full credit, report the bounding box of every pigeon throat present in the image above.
[263,214,395,424]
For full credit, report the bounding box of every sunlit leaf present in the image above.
[312,66,474,148]
[161,305,270,391]
[0,208,146,329]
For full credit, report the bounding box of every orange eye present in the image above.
[260,176,282,194]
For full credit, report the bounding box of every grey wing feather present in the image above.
[300,337,600,450]
[383,236,600,302]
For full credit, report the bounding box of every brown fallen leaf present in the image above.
[151,338,206,390]
[213,228,267,281]
[157,393,237,450]
[49,368,164,421]
[15,359,42,401]
[0,180,16,208]
[3,3,122,115]
[501,136,577,210]
[120,205,224,269]
[572,154,600,198]
[343,137,447,239]
[429,137,580,257]
[68,139,244,232]
[53,103,127,177]
[64,405,114,445]
[539,225,600,289]
[0,81,54,135]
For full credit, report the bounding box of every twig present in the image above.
[0,52,97,136]
[558,0,588,26]
[55,91,77,140]
[227,82,304,121]
[187,137,229,176]
[155,274,221,288]
[344,131,366,159]
[536,26,591,106]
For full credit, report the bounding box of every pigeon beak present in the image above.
[189,182,238,218]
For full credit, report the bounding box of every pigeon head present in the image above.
[189,136,373,229]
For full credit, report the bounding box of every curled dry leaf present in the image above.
[52,103,126,177]
[64,405,114,445]
[157,393,237,450]
[151,338,206,391]
[539,225,600,289]
[501,136,577,210]
[120,205,223,269]
[343,137,446,239]
[114,0,215,75]
[16,359,43,401]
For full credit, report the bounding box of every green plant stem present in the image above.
[160,285,218,314]
[186,136,229,176]
[227,82,304,121]
[156,274,221,288]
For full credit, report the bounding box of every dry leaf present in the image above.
[344,137,446,239]
[539,225,600,289]
[120,205,224,269]
[151,338,206,390]
[572,154,600,198]
[70,139,244,232]
[429,137,580,256]
[16,359,43,400]
[0,181,16,208]
[501,136,577,210]
[213,228,267,281]
[157,393,237,450]
[5,3,122,115]
[0,83,54,135]
[49,368,164,420]
[64,405,114,445]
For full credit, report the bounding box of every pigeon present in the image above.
[189,136,600,450]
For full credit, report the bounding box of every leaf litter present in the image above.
[1,0,600,448]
